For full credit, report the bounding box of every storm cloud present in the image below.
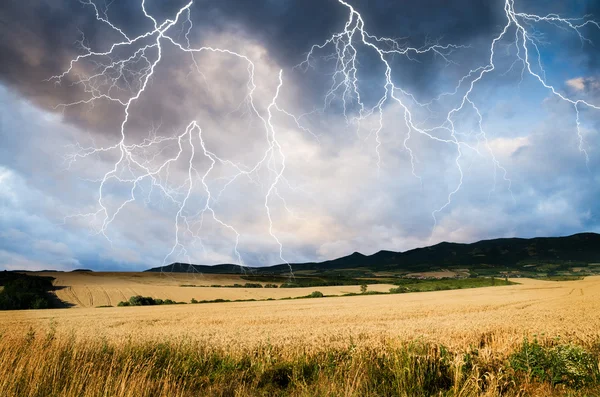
[0,0,599,271]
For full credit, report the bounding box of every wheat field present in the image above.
[32,271,396,308]
[3,276,599,350]
[2,276,600,396]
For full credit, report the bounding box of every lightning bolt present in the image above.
[54,0,599,270]
[299,0,598,235]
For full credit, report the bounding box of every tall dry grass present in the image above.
[1,328,599,397]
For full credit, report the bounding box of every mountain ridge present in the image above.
[146,232,600,276]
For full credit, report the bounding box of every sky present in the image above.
[0,0,600,271]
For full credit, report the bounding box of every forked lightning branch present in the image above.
[53,0,600,268]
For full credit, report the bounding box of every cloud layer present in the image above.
[0,0,599,271]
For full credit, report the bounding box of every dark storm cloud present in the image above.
[0,0,504,126]
[0,1,89,107]
[196,0,502,65]
[584,1,600,70]
[193,0,504,101]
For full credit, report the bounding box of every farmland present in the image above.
[30,271,398,308]
[3,276,598,348]
[1,276,600,395]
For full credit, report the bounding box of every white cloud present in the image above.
[566,77,586,91]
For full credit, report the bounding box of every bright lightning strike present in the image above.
[54,0,599,269]
[299,0,599,233]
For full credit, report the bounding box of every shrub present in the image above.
[129,295,155,306]
[308,291,324,298]
[360,284,368,294]
[243,283,263,288]
[117,296,182,307]
[191,298,198,304]
[509,338,599,388]
[0,273,55,310]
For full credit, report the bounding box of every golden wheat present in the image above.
[32,271,396,308]
[2,276,600,396]
[2,276,599,353]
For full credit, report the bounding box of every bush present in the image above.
[264,283,279,288]
[509,338,599,388]
[117,296,182,307]
[0,273,55,310]
[129,295,155,306]
[308,291,324,298]
[389,286,409,294]
[243,283,263,288]
[191,298,198,304]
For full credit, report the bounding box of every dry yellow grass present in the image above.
[3,276,599,352]
[2,276,600,396]
[31,271,396,308]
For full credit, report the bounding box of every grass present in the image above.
[390,277,515,293]
[1,330,599,396]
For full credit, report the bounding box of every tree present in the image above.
[360,284,368,294]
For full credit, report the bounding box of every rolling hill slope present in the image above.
[146,232,600,276]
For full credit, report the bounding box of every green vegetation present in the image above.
[180,276,522,291]
[240,272,523,290]
[541,275,584,281]
[117,295,182,307]
[237,283,263,288]
[242,274,394,288]
[4,332,600,396]
[280,278,373,288]
[509,337,598,388]
[0,272,56,310]
[389,277,515,293]
[182,282,271,288]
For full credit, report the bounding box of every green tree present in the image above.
[360,284,368,294]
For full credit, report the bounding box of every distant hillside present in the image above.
[146,233,600,277]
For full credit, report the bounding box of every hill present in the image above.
[146,232,600,278]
